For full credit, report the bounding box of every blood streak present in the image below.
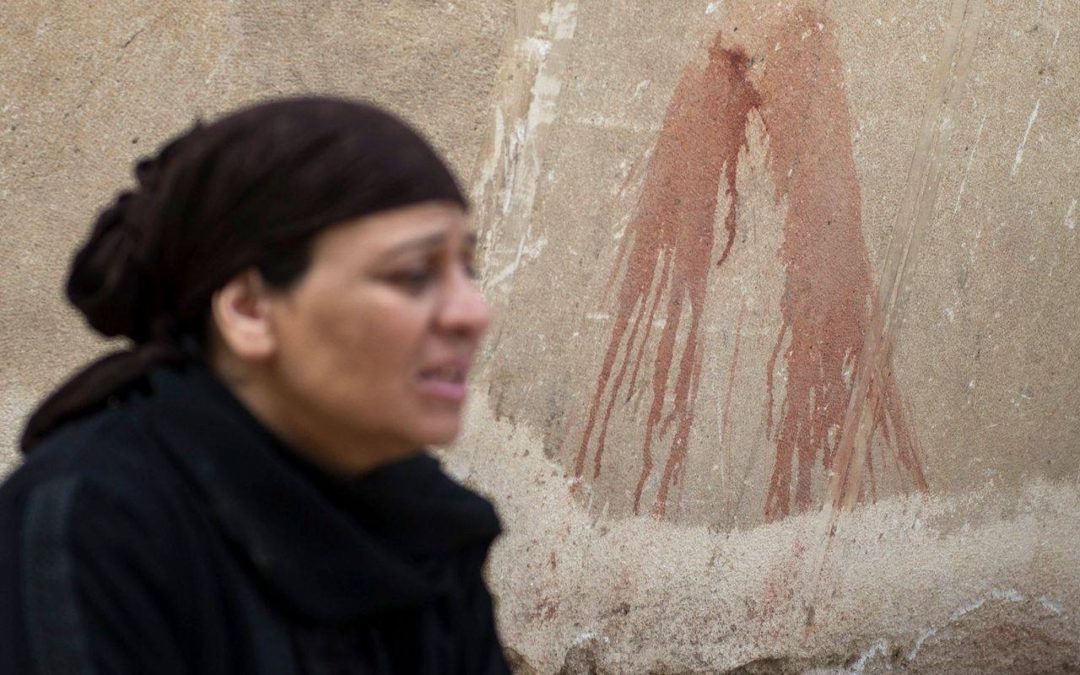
[756,10,927,520]
[576,8,927,521]
[574,41,760,518]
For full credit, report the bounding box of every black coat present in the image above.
[0,363,509,674]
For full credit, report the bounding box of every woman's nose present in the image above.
[436,268,492,338]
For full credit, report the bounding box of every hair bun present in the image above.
[66,190,153,341]
[66,127,201,343]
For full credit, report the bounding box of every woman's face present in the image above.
[260,201,490,470]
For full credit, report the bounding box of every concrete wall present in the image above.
[3,1,1078,672]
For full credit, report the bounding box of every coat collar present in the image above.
[139,363,501,623]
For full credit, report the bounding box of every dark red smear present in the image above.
[575,9,927,520]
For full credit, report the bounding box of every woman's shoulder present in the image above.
[0,400,194,547]
[0,405,230,674]
[5,403,159,494]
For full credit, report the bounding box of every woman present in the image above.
[0,97,508,674]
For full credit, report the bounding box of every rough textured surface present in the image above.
[466,0,1079,670]
[3,0,1079,672]
[442,393,1080,673]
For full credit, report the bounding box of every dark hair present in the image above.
[22,96,467,451]
[256,243,315,290]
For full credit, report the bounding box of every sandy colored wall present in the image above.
[3,1,1078,672]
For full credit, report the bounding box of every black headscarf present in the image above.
[22,97,466,452]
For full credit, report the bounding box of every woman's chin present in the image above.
[412,417,464,448]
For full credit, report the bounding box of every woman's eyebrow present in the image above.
[387,232,446,257]
[387,231,479,257]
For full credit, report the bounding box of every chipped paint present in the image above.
[908,587,1027,661]
[473,0,578,294]
[849,638,889,674]
[1039,595,1065,615]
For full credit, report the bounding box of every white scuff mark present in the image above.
[498,119,527,216]
[954,113,987,212]
[476,107,504,205]
[850,639,889,674]
[943,306,955,322]
[611,211,631,240]
[488,226,548,289]
[585,312,610,321]
[705,1,721,15]
[524,36,552,59]
[908,588,1027,662]
[473,179,503,273]
[1039,595,1064,615]
[991,588,1024,602]
[548,0,578,40]
[571,630,608,646]
[573,113,656,134]
[632,79,651,98]
[476,0,577,293]
[840,348,855,386]
[909,626,939,659]
[1011,98,1041,177]
[1065,197,1077,230]
[528,72,565,133]
[516,1,575,162]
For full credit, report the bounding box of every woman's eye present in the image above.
[388,267,433,292]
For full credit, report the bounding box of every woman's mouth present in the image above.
[416,364,469,403]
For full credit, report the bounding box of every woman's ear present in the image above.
[210,269,278,362]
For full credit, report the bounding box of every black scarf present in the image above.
[143,362,501,623]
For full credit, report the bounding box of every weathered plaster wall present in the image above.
[468,0,1080,670]
[3,1,1078,672]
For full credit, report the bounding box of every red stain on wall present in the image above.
[573,41,760,517]
[719,301,748,468]
[574,9,928,520]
